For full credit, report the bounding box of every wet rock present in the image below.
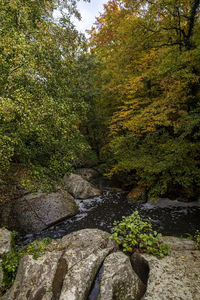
[63,174,101,199]
[12,191,79,233]
[131,237,200,300]
[98,251,146,300]
[1,229,116,300]
[75,168,99,182]
[127,186,146,203]
[0,229,12,256]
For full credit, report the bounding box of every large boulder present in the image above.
[75,168,99,182]
[1,229,116,300]
[12,191,79,233]
[0,228,12,295]
[1,249,63,300]
[0,229,12,256]
[63,174,101,199]
[98,251,146,300]
[131,236,200,300]
[2,232,199,300]
[60,248,111,300]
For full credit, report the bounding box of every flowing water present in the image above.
[16,186,200,247]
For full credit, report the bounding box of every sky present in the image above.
[73,0,109,34]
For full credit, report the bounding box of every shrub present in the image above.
[110,211,170,258]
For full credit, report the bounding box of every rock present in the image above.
[0,259,3,294]
[75,168,99,182]
[98,251,146,300]
[0,202,13,230]
[0,229,12,256]
[1,229,116,300]
[60,248,111,300]
[131,236,200,300]
[0,228,12,295]
[127,186,146,203]
[160,236,197,250]
[63,174,101,199]
[111,187,127,194]
[12,191,79,233]
[59,229,116,269]
[1,250,63,300]
[131,253,150,286]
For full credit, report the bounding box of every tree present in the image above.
[90,0,200,199]
[0,0,93,178]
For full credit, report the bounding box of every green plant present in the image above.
[1,237,52,291]
[110,211,170,258]
[194,230,200,250]
[10,231,18,252]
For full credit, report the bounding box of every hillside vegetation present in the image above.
[0,0,200,200]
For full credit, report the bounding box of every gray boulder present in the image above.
[0,259,2,293]
[75,168,99,182]
[12,191,79,233]
[0,228,12,295]
[1,229,116,300]
[63,174,101,199]
[60,248,111,300]
[0,229,12,256]
[2,231,199,300]
[98,251,146,300]
[1,250,63,300]
[131,236,200,300]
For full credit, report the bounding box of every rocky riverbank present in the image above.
[0,169,101,234]
[0,228,200,299]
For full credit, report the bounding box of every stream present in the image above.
[16,184,200,247]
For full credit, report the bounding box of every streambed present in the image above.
[16,187,200,247]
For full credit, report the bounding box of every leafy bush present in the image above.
[111,211,170,258]
[1,237,52,291]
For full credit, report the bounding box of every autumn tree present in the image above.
[90,0,200,199]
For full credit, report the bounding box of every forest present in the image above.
[0,0,200,201]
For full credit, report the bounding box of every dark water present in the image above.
[16,187,200,247]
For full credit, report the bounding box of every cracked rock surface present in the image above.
[98,251,146,300]
[0,229,116,300]
[1,231,199,300]
[133,237,200,300]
